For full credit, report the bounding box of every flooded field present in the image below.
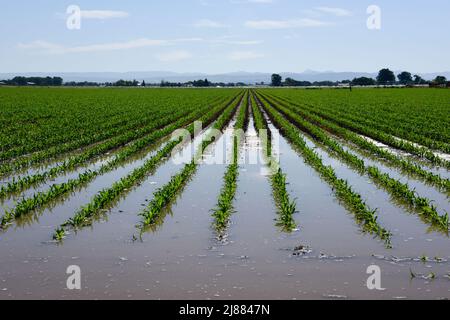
[0,87,449,300]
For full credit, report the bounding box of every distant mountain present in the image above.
[1,70,449,84]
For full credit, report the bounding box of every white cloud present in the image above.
[156,50,192,62]
[231,0,273,3]
[315,7,352,17]
[213,39,263,45]
[18,38,200,54]
[229,51,265,61]
[245,0,273,3]
[245,18,330,30]
[194,19,228,28]
[80,10,129,20]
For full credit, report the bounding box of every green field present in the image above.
[0,87,449,299]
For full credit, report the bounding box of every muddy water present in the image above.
[1,114,450,299]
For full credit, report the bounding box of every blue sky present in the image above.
[0,0,449,73]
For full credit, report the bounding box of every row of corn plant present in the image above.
[367,167,449,231]
[270,94,450,169]
[0,107,187,177]
[259,93,450,195]
[138,94,244,231]
[212,91,249,232]
[0,92,226,176]
[250,92,297,232]
[257,92,449,234]
[252,91,392,247]
[52,140,179,240]
[0,109,133,162]
[0,109,197,199]
[0,90,228,166]
[295,97,450,154]
[53,93,244,240]
[0,93,241,230]
[280,92,450,153]
[0,95,232,199]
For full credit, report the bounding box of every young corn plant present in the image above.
[212,92,249,233]
[251,92,297,232]
[271,168,297,231]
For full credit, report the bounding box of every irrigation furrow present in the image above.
[137,94,244,233]
[304,103,450,154]
[0,110,133,161]
[0,111,170,178]
[270,95,450,169]
[251,91,392,247]
[285,95,450,154]
[256,92,449,233]
[51,93,244,240]
[212,91,249,234]
[0,97,232,199]
[0,95,230,180]
[250,92,297,232]
[0,95,229,178]
[0,93,226,163]
[0,93,242,230]
[258,93,450,195]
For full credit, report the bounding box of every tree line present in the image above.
[0,77,249,88]
[0,76,63,86]
[1,71,448,88]
[271,69,448,87]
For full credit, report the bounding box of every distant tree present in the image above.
[191,78,211,87]
[271,74,282,87]
[284,77,296,86]
[351,77,376,86]
[114,79,141,87]
[141,80,146,87]
[284,77,301,86]
[376,68,396,85]
[397,71,413,85]
[5,76,63,86]
[283,78,312,87]
[413,75,427,85]
[312,81,337,87]
[64,81,100,87]
[433,76,447,85]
